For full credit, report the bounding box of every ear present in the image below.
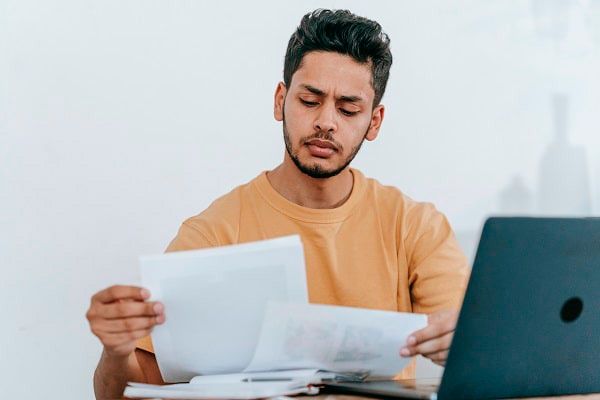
[274,82,287,121]
[365,104,385,141]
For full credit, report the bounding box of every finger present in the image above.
[407,325,446,347]
[95,315,165,334]
[425,349,449,362]
[102,327,154,348]
[407,316,455,346]
[93,285,150,304]
[97,301,163,319]
[401,331,453,357]
[414,331,453,356]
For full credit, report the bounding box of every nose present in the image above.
[313,102,337,133]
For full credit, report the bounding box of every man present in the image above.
[86,9,469,399]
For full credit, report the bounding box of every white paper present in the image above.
[140,235,308,382]
[245,302,427,376]
[189,369,321,384]
[124,381,319,399]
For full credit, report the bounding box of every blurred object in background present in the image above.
[499,175,533,215]
[538,93,591,215]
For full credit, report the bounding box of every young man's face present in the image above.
[274,51,384,178]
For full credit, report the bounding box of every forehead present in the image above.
[290,51,374,100]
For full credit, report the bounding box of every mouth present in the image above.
[305,139,337,150]
[305,139,337,158]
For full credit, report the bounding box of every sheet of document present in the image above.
[189,369,321,384]
[140,235,308,382]
[244,302,427,376]
[124,381,319,399]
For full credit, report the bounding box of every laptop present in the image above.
[324,217,600,399]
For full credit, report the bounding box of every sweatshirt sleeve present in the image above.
[404,202,470,314]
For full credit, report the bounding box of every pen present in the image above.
[242,377,295,382]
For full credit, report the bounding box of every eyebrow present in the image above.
[300,84,364,103]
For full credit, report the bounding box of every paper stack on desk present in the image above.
[126,235,427,399]
[124,378,320,399]
[124,369,323,399]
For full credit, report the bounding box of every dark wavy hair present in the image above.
[283,9,393,107]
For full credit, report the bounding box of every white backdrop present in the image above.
[1,1,598,398]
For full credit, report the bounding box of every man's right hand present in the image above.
[86,285,165,358]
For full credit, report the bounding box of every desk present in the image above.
[123,377,600,400]
[303,395,600,400]
[126,394,600,399]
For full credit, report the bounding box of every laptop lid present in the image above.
[438,217,600,400]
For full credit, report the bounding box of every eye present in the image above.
[340,108,358,116]
[300,99,318,107]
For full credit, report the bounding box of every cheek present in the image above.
[285,108,312,135]
[344,116,371,137]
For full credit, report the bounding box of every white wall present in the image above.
[2,1,598,398]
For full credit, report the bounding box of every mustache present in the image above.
[303,131,343,151]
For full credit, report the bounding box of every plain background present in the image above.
[1,0,598,398]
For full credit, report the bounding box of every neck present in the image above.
[267,154,354,209]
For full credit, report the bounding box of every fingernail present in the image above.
[156,314,165,324]
[407,336,416,345]
[153,303,164,313]
[400,348,410,357]
[141,288,150,299]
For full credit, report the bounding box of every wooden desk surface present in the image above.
[294,378,600,400]
[302,395,600,400]
[126,394,600,399]
[303,395,600,400]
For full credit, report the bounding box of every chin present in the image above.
[297,161,346,179]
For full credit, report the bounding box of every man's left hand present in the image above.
[399,310,459,366]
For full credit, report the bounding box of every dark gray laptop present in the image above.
[325,217,600,399]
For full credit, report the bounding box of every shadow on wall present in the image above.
[499,93,591,217]
[457,93,594,265]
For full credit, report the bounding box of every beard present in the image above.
[282,112,370,179]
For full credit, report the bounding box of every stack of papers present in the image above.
[124,380,319,399]
[126,236,427,399]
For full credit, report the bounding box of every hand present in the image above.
[86,285,165,358]
[399,310,459,366]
